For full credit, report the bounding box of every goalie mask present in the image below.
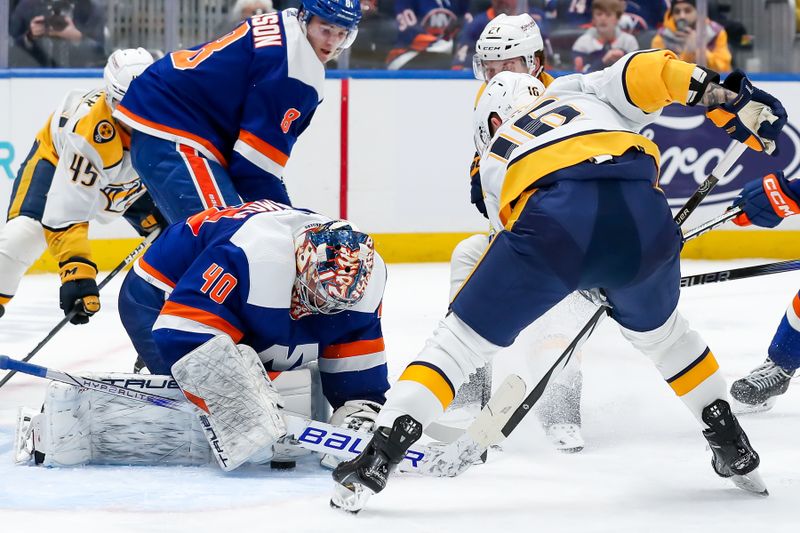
[292,221,375,319]
[473,14,545,81]
[473,71,544,155]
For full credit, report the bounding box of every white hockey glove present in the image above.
[172,335,287,471]
[320,399,382,470]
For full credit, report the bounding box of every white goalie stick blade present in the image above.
[731,469,769,497]
[413,374,528,477]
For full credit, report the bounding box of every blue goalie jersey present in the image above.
[114,10,323,193]
[128,201,390,409]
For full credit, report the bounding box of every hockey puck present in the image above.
[270,460,296,470]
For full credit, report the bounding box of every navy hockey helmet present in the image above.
[299,0,361,52]
[293,220,375,318]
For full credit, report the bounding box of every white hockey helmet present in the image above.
[103,48,155,109]
[473,71,544,155]
[473,13,545,81]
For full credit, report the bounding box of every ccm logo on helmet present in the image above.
[251,13,282,48]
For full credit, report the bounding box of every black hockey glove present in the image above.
[59,256,100,325]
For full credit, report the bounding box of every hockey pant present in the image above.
[377,179,727,430]
[767,289,800,372]
[129,131,291,224]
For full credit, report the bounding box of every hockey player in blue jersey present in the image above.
[331,55,788,511]
[116,200,388,470]
[725,172,800,411]
[114,0,361,225]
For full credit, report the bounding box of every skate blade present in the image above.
[731,470,769,497]
[731,397,777,415]
[330,482,374,514]
[13,407,36,465]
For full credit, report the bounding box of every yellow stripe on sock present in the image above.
[667,349,720,397]
[398,362,455,410]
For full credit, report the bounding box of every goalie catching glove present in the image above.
[731,171,800,228]
[705,70,787,155]
[59,256,100,324]
[171,335,287,471]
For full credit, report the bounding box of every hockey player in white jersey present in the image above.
[451,13,587,453]
[332,51,787,511]
[0,48,158,323]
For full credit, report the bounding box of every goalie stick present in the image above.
[0,228,161,389]
[0,354,526,476]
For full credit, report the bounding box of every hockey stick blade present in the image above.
[413,374,527,477]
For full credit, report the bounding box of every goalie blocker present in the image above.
[15,350,323,469]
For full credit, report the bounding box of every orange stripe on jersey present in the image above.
[179,144,223,209]
[267,371,282,381]
[792,293,800,319]
[138,257,177,288]
[323,338,385,359]
[238,130,289,166]
[160,300,244,341]
[115,104,228,166]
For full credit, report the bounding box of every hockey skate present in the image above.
[331,415,422,514]
[730,358,795,414]
[701,399,768,496]
[536,373,585,453]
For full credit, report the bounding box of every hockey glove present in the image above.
[731,171,800,228]
[59,256,100,324]
[470,164,488,218]
[320,399,382,470]
[706,70,787,154]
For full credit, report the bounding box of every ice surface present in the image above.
[1,261,798,532]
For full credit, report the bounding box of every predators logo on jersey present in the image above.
[93,120,116,144]
[101,179,145,214]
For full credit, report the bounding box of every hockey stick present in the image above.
[674,142,747,227]
[680,258,800,288]
[495,141,749,441]
[0,228,161,389]
[682,207,742,243]
[0,353,525,476]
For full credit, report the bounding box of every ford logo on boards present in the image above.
[641,106,800,207]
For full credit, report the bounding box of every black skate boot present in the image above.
[701,399,768,496]
[730,358,795,413]
[331,415,422,513]
[132,355,146,374]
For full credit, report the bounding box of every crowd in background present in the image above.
[1,0,770,71]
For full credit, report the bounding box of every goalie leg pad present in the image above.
[171,335,287,471]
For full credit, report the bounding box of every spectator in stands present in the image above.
[572,0,638,72]
[545,0,592,30]
[619,0,669,33]
[9,0,106,67]
[651,0,731,72]
[386,0,470,70]
[344,0,397,69]
[216,0,275,34]
[452,0,548,70]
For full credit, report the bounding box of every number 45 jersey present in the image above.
[9,87,145,262]
[479,49,706,231]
